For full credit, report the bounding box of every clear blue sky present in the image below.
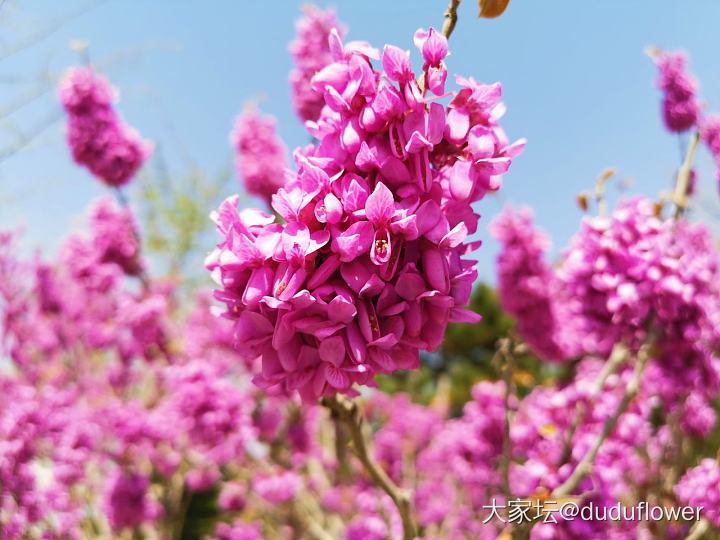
[2,0,720,283]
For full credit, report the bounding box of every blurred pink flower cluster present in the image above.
[654,51,701,133]
[59,66,153,186]
[230,109,289,205]
[289,5,346,123]
[490,207,578,361]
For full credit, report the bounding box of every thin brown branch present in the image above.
[673,131,700,218]
[292,496,335,540]
[442,0,462,39]
[685,518,710,540]
[321,394,417,540]
[0,108,62,163]
[500,338,514,499]
[559,342,627,465]
[553,336,655,498]
[112,186,151,290]
[0,1,103,61]
[507,334,655,540]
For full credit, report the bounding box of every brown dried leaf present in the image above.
[479,0,511,18]
[576,193,589,212]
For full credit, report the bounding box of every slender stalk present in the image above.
[553,336,654,498]
[673,131,700,218]
[684,518,710,540]
[508,335,655,540]
[559,342,627,465]
[292,496,335,540]
[332,416,352,483]
[442,0,462,39]
[112,186,151,290]
[594,168,616,217]
[500,338,514,500]
[321,394,417,540]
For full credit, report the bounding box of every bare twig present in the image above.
[0,1,103,61]
[292,496,335,540]
[684,518,710,540]
[559,342,627,465]
[112,186,151,290]
[321,394,417,540]
[332,416,352,483]
[594,168,616,217]
[507,335,655,540]
[673,131,700,218]
[442,0,462,39]
[553,336,655,498]
[0,109,62,163]
[499,338,514,499]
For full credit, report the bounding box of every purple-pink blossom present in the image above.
[490,206,577,361]
[701,113,720,190]
[289,5,346,123]
[89,197,143,275]
[58,66,153,186]
[654,51,701,133]
[230,109,289,204]
[101,470,162,531]
[676,459,720,527]
[208,28,523,402]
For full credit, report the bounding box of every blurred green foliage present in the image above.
[137,147,232,292]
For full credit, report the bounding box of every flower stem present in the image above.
[553,336,654,498]
[442,0,462,39]
[508,334,655,540]
[685,518,710,540]
[673,131,700,218]
[499,338,514,499]
[559,342,627,465]
[321,394,418,540]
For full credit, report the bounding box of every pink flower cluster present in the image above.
[89,196,143,275]
[701,113,720,187]
[102,470,162,531]
[654,51,701,133]
[59,66,153,186]
[676,459,720,527]
[289,5,346,123]
[208,28,523,402]
[230,109,289,205]
[556,198,720,394]
[490,206,577,361]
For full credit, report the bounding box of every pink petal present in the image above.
[319,336,346,367]
[366,182,395,225]
[325,364,350,389]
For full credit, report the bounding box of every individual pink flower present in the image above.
[680,393,716,438]
[58,66,153,186]
[413,27,449,95]
[209,520,264,540]
[289,5,346,123]
[230,109,289,204]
